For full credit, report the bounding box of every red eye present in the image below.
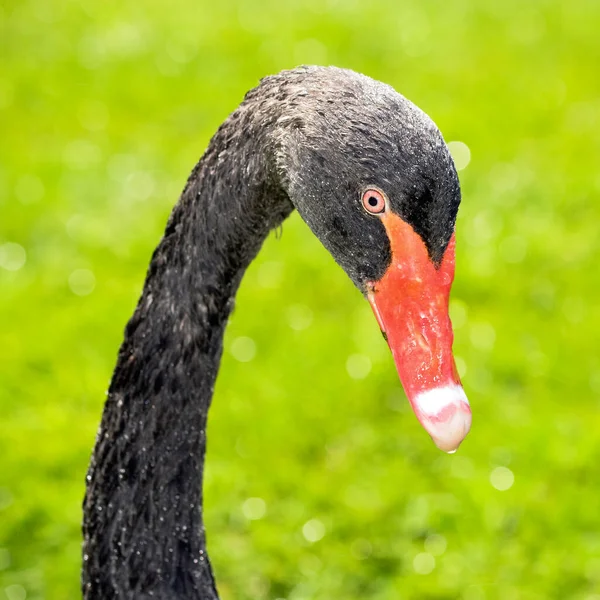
[361,188,387,214]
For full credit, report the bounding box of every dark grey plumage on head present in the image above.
[269,67,459,278]
[82,66,461,599]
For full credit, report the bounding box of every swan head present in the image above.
[269,66,470,452]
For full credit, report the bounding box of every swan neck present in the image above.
[82,111,291,598]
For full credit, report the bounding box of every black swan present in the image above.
[83,66,471,599]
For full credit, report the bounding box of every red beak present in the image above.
[367,212,471,452]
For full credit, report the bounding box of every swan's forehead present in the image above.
[288,69,443,154]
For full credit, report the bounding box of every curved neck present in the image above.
[82,110,292,599]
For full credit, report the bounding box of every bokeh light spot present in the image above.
[63,140,102,170]
[454,355,467,378]
[462,586,486,600]
[490,466,514,491]
[302,519,325,543]
[346,354,371,379]
[0,243,26,272]
[242,497,266,520]
[124,171,156,202]
[447,141,471,171]
[107,153,138,183]
[466,210,501,248]
[449,298,468,329]
[165,40,196,65]
[230,336,256,362]
[424,534,447,556]
[4,584,26,600]
[287,304,313,331]
[413,552,435,574]
[68,269,96,296]
[65,215,85,241]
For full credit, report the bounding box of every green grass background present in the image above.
[1,0,600,598]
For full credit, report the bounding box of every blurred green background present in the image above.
[1,0,600,598]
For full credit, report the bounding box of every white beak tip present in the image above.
[411,385,472,453]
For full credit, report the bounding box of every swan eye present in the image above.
[361,188,387,214]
